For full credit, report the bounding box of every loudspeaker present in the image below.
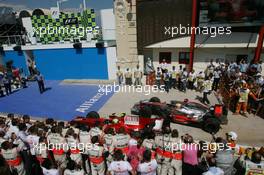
[73,42,82,49]
[13,45,22,51]
[96,42,104,48]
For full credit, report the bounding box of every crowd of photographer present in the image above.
[0,114,263,175]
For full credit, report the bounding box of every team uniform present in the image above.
[142,138,156,160]
[35,142,48,164]
[169,137,182,175]
[113,133,130,157]
[1,147,26,175]
[66,136,82,165]
[47,133,67,167]
[87,143,105,175]
[154,134,173,175]
[79,129,91,173]
[89,127,103,138]
[103,133,115,166]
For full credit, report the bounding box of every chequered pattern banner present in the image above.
[31,9,97,44]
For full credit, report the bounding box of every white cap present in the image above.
[227,131,238,141]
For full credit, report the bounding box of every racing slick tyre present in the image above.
[139,106,152,118]
[149,97,161,103]
[202,118,221,134]
[86,111,100,119]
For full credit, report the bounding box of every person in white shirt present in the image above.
[79,125,91,174]
[65,128,82,165]
[108,149,134,175]
[113,127,130,157]
[47,126,67,168]
[188,70,196,90]
[202,77,213,105]
[160,59,168,73]
[87,136,106,175]
[22,115,32,130]
[17,123,28,143]
[212,68,221,91]
[5,119,20,139]
[137,150,158,175]
[42,159,60,175]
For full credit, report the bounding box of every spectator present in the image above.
[170,66,177,89]
[116,66,123,85]
[124,68,133,86]
[163,69,170,93]
[188,70,196,90]
[212,67,221,91]
[180,68,188,92]
[156,67,162,89]
[239,59,248,73]
[202,77,212,105]
[134,65,142,87]
[160,59,168,73]
[235,151,264,175]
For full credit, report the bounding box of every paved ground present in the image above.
[99,88,264,147]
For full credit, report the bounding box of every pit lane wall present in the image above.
[0,43,117,80]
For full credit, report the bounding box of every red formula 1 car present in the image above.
[71,111,164,134]
[131,97,228,134]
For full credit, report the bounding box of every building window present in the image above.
[179,52,190,64]
[159,52,171,63]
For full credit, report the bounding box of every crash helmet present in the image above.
[226,131,238,141]
[176,103,182,109]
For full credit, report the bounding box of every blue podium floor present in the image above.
[0,81,114,121]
